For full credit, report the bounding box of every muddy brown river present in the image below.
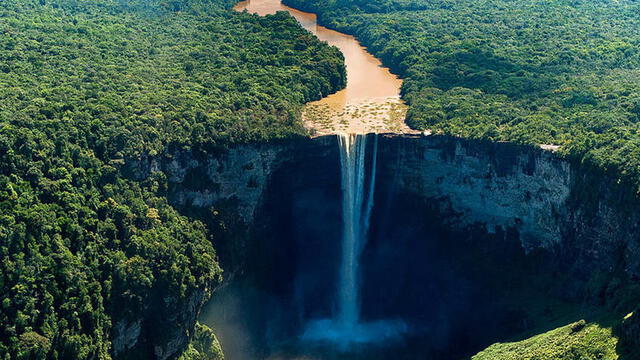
[234,0,413,135]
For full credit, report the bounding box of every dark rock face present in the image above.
[620,310,640,351]
[198,137,344,359]
[119,137,339,359]
[111,289,207,360]
[362,135,640,357]
[126,134,640,359]
[374,135,640,280]
[376,135,572,251]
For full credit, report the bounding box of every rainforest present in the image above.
[1,0,639,359]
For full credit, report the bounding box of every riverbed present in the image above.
[233,0,413,135]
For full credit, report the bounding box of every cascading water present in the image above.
[302,133,405,348]
[336,133,376,327]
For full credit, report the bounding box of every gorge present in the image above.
[128,132,639,359]
[3,0,640,359]
[301,134,407,349]
[174,1,640,359]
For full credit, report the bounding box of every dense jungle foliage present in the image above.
[178,323,224,360]
[0,0,345,358]
[284,0,640,190]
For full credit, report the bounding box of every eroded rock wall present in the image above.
[377,135,571,251]
[115,137,339,358]
[123,133,640,359]
[375,134,640,280]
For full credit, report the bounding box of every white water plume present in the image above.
[302,133,406,348]
[336,133,370,326]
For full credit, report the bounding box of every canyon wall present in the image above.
[148,134,639,280]
[124,134,640,358]
[117,137,339,358]
[375,135,640,280]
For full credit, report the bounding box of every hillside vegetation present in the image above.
[0,0,345,358]
[472,320,619,360]
[284,0,640,190]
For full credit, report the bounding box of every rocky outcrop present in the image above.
[142,134,638,281]
[129,144,283,223]
[112,319,142,354]
[377,135,572,252]
[111,289,208,360]
[152,289,209,360]
[129,137,338,224]
[368,134,640,282]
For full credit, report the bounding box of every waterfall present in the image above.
[336,133,377,327]
[302,133,405,347]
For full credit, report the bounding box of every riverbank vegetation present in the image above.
[284,0,640,191]
[0,0,345,358]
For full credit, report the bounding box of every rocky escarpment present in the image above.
[377,135,571,251]
[364,134,640,358]
[375,135,640,281]
[130,144,279,223]
[111,286,209,360]
[114,137,338,358]
[146,134,640,282]
[125,133,640,359]
[130,137,339,272]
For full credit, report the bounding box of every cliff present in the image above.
[127,133,640,359]
[149,134,639,281]
[375,135,640,280]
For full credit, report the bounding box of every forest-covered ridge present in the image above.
[284,0,640,192]
[0,0,345,358]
